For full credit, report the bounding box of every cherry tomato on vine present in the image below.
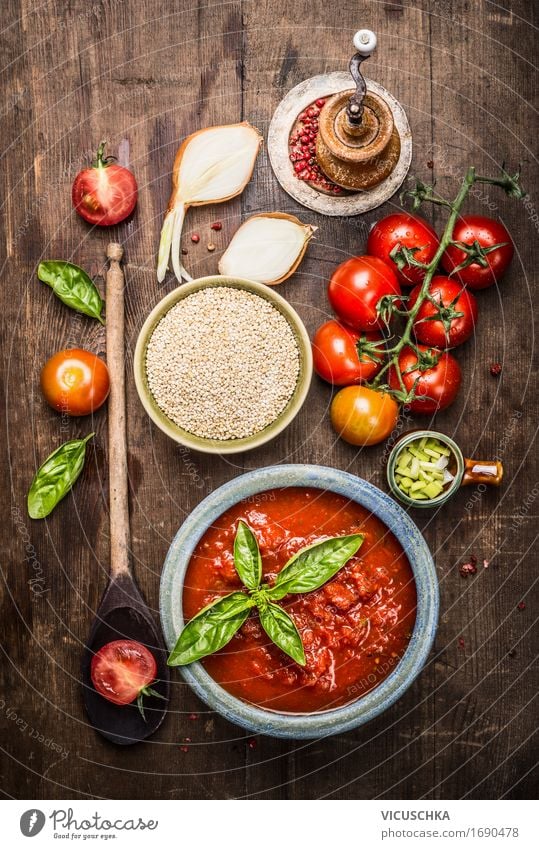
[312,321,384,386]
[40,349,110,416]
[367,213,440,286]
[441,215,514,289]
[409,276,478,349]
[388,344,461,414]
[328,256,401,331]
[72,142,138,226]
[330,386,399,446]
[91,640,162,716]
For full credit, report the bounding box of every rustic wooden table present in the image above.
[2,0,537,800]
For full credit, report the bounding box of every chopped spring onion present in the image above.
[394,436,455,501]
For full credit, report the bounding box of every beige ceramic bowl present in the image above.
[133,276,313,454]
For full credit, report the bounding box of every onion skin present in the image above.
[218,212,316,286]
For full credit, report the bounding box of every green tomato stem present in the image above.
[371,166,478,392]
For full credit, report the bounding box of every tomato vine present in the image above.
[364,164,526,404]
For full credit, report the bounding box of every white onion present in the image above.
[218,213,315,285]
[157,123,262,283]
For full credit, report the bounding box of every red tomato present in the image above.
[388,344,461,414]
[72,142,138,226]
[328,256,401,331]
[330,386,399,446]
[91,640,158,706]
[441,215,514,289]
[409,276,478,348]
[367,213,440,286]
[40,349,110,416]
[312,321,384,385]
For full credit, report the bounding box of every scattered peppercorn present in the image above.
[517,601,526,611]
[191,233,200,243]
[490,363,502,376]
[426,160,434,169]
[181,248,188,256]
[211,221,222,231]
[507,648,517,658]
[458,637,465,650]
[459,554,478,577]
[247,738,257,749]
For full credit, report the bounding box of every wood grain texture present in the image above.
[1,0,537,800]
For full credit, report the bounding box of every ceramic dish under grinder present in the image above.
[160,465,439,739]
[134,276,312,454]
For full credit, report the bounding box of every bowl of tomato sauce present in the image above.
[160,465,438,738]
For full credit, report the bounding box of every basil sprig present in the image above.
[38,261,105,324]
[168,522,363,668]
[27,434,94,519]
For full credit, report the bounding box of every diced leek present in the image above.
[394,436,456,502]
[424,481,443,499]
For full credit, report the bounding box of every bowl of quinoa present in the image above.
[134,277,313,453]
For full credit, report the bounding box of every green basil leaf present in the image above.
[233,520,262,590]
[27,434,94,519]
[168,592,254,666]
[268,534,364,600]
[38,261,105,324]
[258,602,305,666]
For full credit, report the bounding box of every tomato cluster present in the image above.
[312,212,514,446]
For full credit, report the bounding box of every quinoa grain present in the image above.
[145,287,300,440]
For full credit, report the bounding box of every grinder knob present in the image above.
[353,29,377,56]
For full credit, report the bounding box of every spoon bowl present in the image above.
[82,574,169,745]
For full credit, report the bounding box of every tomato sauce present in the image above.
[183,487,417,713]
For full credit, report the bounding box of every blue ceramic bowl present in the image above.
[160,465,438,739]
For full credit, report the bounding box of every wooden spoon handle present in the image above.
[106,243,130,578]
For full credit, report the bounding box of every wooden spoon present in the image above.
[81,243,169,745]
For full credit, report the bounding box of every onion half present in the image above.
[157,122,262,282]
[218,213,315,285]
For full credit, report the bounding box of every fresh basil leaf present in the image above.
[168,592,254,666]
[233,520,262,589]
[38,261,105,324]
[27,433,94,519]
[268,534,364,600]
[258,602,305,666]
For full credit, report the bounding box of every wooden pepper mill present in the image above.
[316,30,402,191]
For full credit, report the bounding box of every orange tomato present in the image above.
[41,349,110,416]
[330,386,399,446]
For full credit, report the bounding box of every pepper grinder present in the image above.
[268,29,412,216]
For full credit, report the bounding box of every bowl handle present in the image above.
[461,458,503,487]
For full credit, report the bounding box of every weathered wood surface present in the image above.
[1,0,537,799]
